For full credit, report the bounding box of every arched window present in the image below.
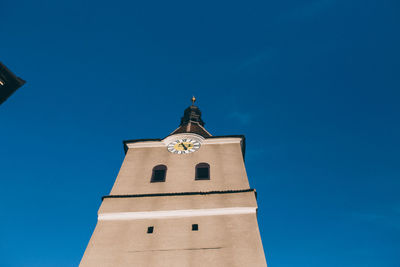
[195,163,210,180]
[151,164,167,182]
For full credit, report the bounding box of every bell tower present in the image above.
[80,98,267,267]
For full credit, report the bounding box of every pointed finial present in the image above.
[191,96,196,105]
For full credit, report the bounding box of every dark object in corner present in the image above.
[0,62,25,105]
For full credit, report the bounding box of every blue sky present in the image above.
[1,0,399,266]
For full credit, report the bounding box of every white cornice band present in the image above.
[98,207,256,221]
[126,136,242,149]
[162,133,205,145]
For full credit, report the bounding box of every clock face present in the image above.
[167,139,201,154]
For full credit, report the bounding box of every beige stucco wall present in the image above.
[110,141,249,195]
[80,136,267,266]
[80,213,267,267]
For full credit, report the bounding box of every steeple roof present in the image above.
[169,97,212,137]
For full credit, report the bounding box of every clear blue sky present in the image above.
[1,0,399,266]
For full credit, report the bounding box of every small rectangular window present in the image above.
[151,165,167,182]
[147,226,154,234]
[196,168,209,179]
[192,224,198,231]
[195,163,210,180]
[152,170,166,182]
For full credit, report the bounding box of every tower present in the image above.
[80,98,267,266]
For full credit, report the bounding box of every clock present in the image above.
[167,138,201,154]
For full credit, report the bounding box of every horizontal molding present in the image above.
[162,133,205,145]
[98,207,257,221]
[203,138,242,144]
[102,188,256,201]
[126,141,163,148]
[125,137,242,149]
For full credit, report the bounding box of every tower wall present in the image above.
[80,136,267,266]
[110,139,249,195]
[80,213,266,267]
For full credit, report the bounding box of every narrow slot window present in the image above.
[147,226,154,234]
[192,224,199,231]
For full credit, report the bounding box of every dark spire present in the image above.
[169,97,212,137]
[180,97,205,126]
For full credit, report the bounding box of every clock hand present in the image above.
[181,143,188,150]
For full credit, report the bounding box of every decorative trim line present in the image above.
[126,141,164,148]
[203,138,241,144]
[123,135,246,155]
[98,207,257,220]
[128,247,223,253]
[162,133,205,145]
[102,188,256,201]
[124,136,241,149]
